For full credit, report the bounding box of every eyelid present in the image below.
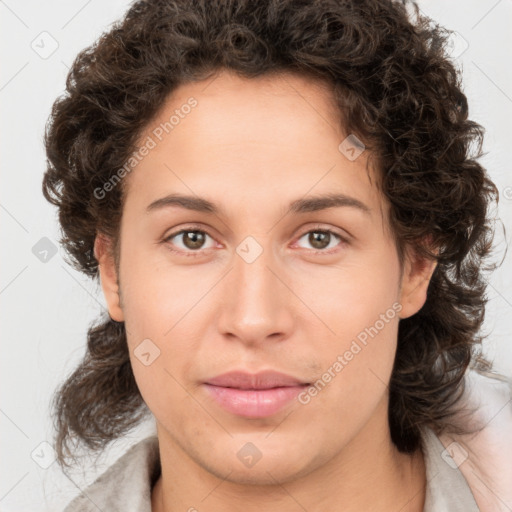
[162,223,219,256]
[162,223,213,242]
[162,223,350,256]
[291,224,350,254]
[294,223,351,243]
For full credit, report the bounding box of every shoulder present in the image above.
[437,370,512,512]
[63,435,160,512]
[420,425,479,511]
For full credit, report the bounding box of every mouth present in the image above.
[203,370,311,418]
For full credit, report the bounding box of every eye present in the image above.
[163,227,216,257]
[162,224,348,258]
[294,228,347,254]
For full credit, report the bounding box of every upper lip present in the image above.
[205,370,309,390]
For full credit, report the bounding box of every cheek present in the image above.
[118,239,226,396]
[295,292,399,444]
[118,243,208,337]
[123,282,196,426]
[293,247,401,407]
[295,243,401,342]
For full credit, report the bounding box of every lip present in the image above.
[205,370,308,389]
[204,370,310,418]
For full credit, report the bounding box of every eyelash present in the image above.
[162,224,348,258]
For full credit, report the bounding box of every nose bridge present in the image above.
[218,237,293,343]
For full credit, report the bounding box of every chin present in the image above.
[194,439,326,486]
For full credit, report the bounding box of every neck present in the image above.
[151,397,426,512]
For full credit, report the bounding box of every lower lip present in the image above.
[203,384,308,418]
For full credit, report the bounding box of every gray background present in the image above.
[1,0,511,510]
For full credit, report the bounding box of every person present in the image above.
[41,0,511,511]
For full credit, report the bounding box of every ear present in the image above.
[398,244,438,320]
[94,233,124,322]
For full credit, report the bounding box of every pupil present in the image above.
[310,231,329,249]
[185,231,204,249]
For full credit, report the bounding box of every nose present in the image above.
[217,241,295,346]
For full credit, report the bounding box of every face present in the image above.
[96,69,435,484]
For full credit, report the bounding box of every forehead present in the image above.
[123,69,385,223]
[146,69,343,152]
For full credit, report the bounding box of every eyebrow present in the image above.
[146,192,371,216]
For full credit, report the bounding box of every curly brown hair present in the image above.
[42,0,503,468]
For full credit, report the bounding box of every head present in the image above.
[43,0,498,471]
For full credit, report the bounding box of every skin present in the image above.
[95,69,437,512]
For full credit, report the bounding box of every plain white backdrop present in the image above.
[1,0,511,510]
